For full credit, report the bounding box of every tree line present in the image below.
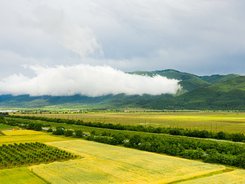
[2,116,245,168]
[10,115,245,142]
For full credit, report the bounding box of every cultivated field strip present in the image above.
[0,128,244,183]
[4,117,245,168]
[0,167,46,184]
[22,112,245,133]
[29,139,238,184]
[178,169,245,184]
[2,129,46,136]
[0,130,72,145]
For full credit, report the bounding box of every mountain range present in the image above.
[0,69,244,110]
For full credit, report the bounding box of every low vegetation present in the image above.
[31,139,230,184]
[0,167,46,184]
[0,123,14,131]
[179,169,245,184]
[17,111,245,133]
[0,130,71,145]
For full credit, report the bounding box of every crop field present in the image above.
[29,139,245,184]
[0,142,78,169]
[0,124,244,183]
[180,169,245,184]
[21,111,245,133]
[2,129,46,136]
[0,129,71,145]
[0,167,46,184]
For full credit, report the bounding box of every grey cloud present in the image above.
[0,0,244,78]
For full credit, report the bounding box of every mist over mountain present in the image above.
[0,65,180,97]
[0,69,244,110]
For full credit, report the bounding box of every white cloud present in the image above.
[0,65,181,96]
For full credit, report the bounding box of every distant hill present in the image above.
[175,76,245,109]
[200,74,238,84]
[0,70,244,110]
[132,69,210,92]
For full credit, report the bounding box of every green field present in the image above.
[21,111,245,133]
[0,123,15,130]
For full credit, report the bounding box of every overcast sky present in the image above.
[0,0,245,78]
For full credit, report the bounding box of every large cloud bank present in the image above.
[0,65,181,97]
[0,0,245,77]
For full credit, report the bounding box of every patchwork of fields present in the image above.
[0,128,244,184]
[33,140,235,184]
[21,112,245,133]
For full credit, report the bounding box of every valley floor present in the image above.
[0,130,244,184]
[21,111,245,133]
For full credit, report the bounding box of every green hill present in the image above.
[0,70,244,110]
[200,74,238,84]
[209,76,245,92]
[133,69,210,92]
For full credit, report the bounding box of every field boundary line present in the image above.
[167,168,234,184]
[29,168,51,184]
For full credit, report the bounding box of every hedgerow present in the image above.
[9,115,245,142]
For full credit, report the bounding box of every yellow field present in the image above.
[0,167,45,184]
[0,129,244,183]
[29,139,245,184]
[0,129,71,145]
[22,111,245,133]
[2,129,46,136]
[179,169,245,184]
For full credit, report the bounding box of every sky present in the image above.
[0,0,244,96]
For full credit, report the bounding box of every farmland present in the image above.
[0,115,244,183]
[31,139,245,184]
[3,116,245,168]
[0,142,77,169]
[18,111,245,133]
[0,167,46,184]
[0,129,72,145]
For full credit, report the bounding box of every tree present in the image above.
[53,127,65,135]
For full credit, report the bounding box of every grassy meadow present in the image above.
[0,123,15,130]
[20,111,245,133]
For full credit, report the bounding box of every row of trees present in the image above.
[52,126,245,168]
[0,142,78,169]
[2,116,245,168]
[11,115,245,142]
